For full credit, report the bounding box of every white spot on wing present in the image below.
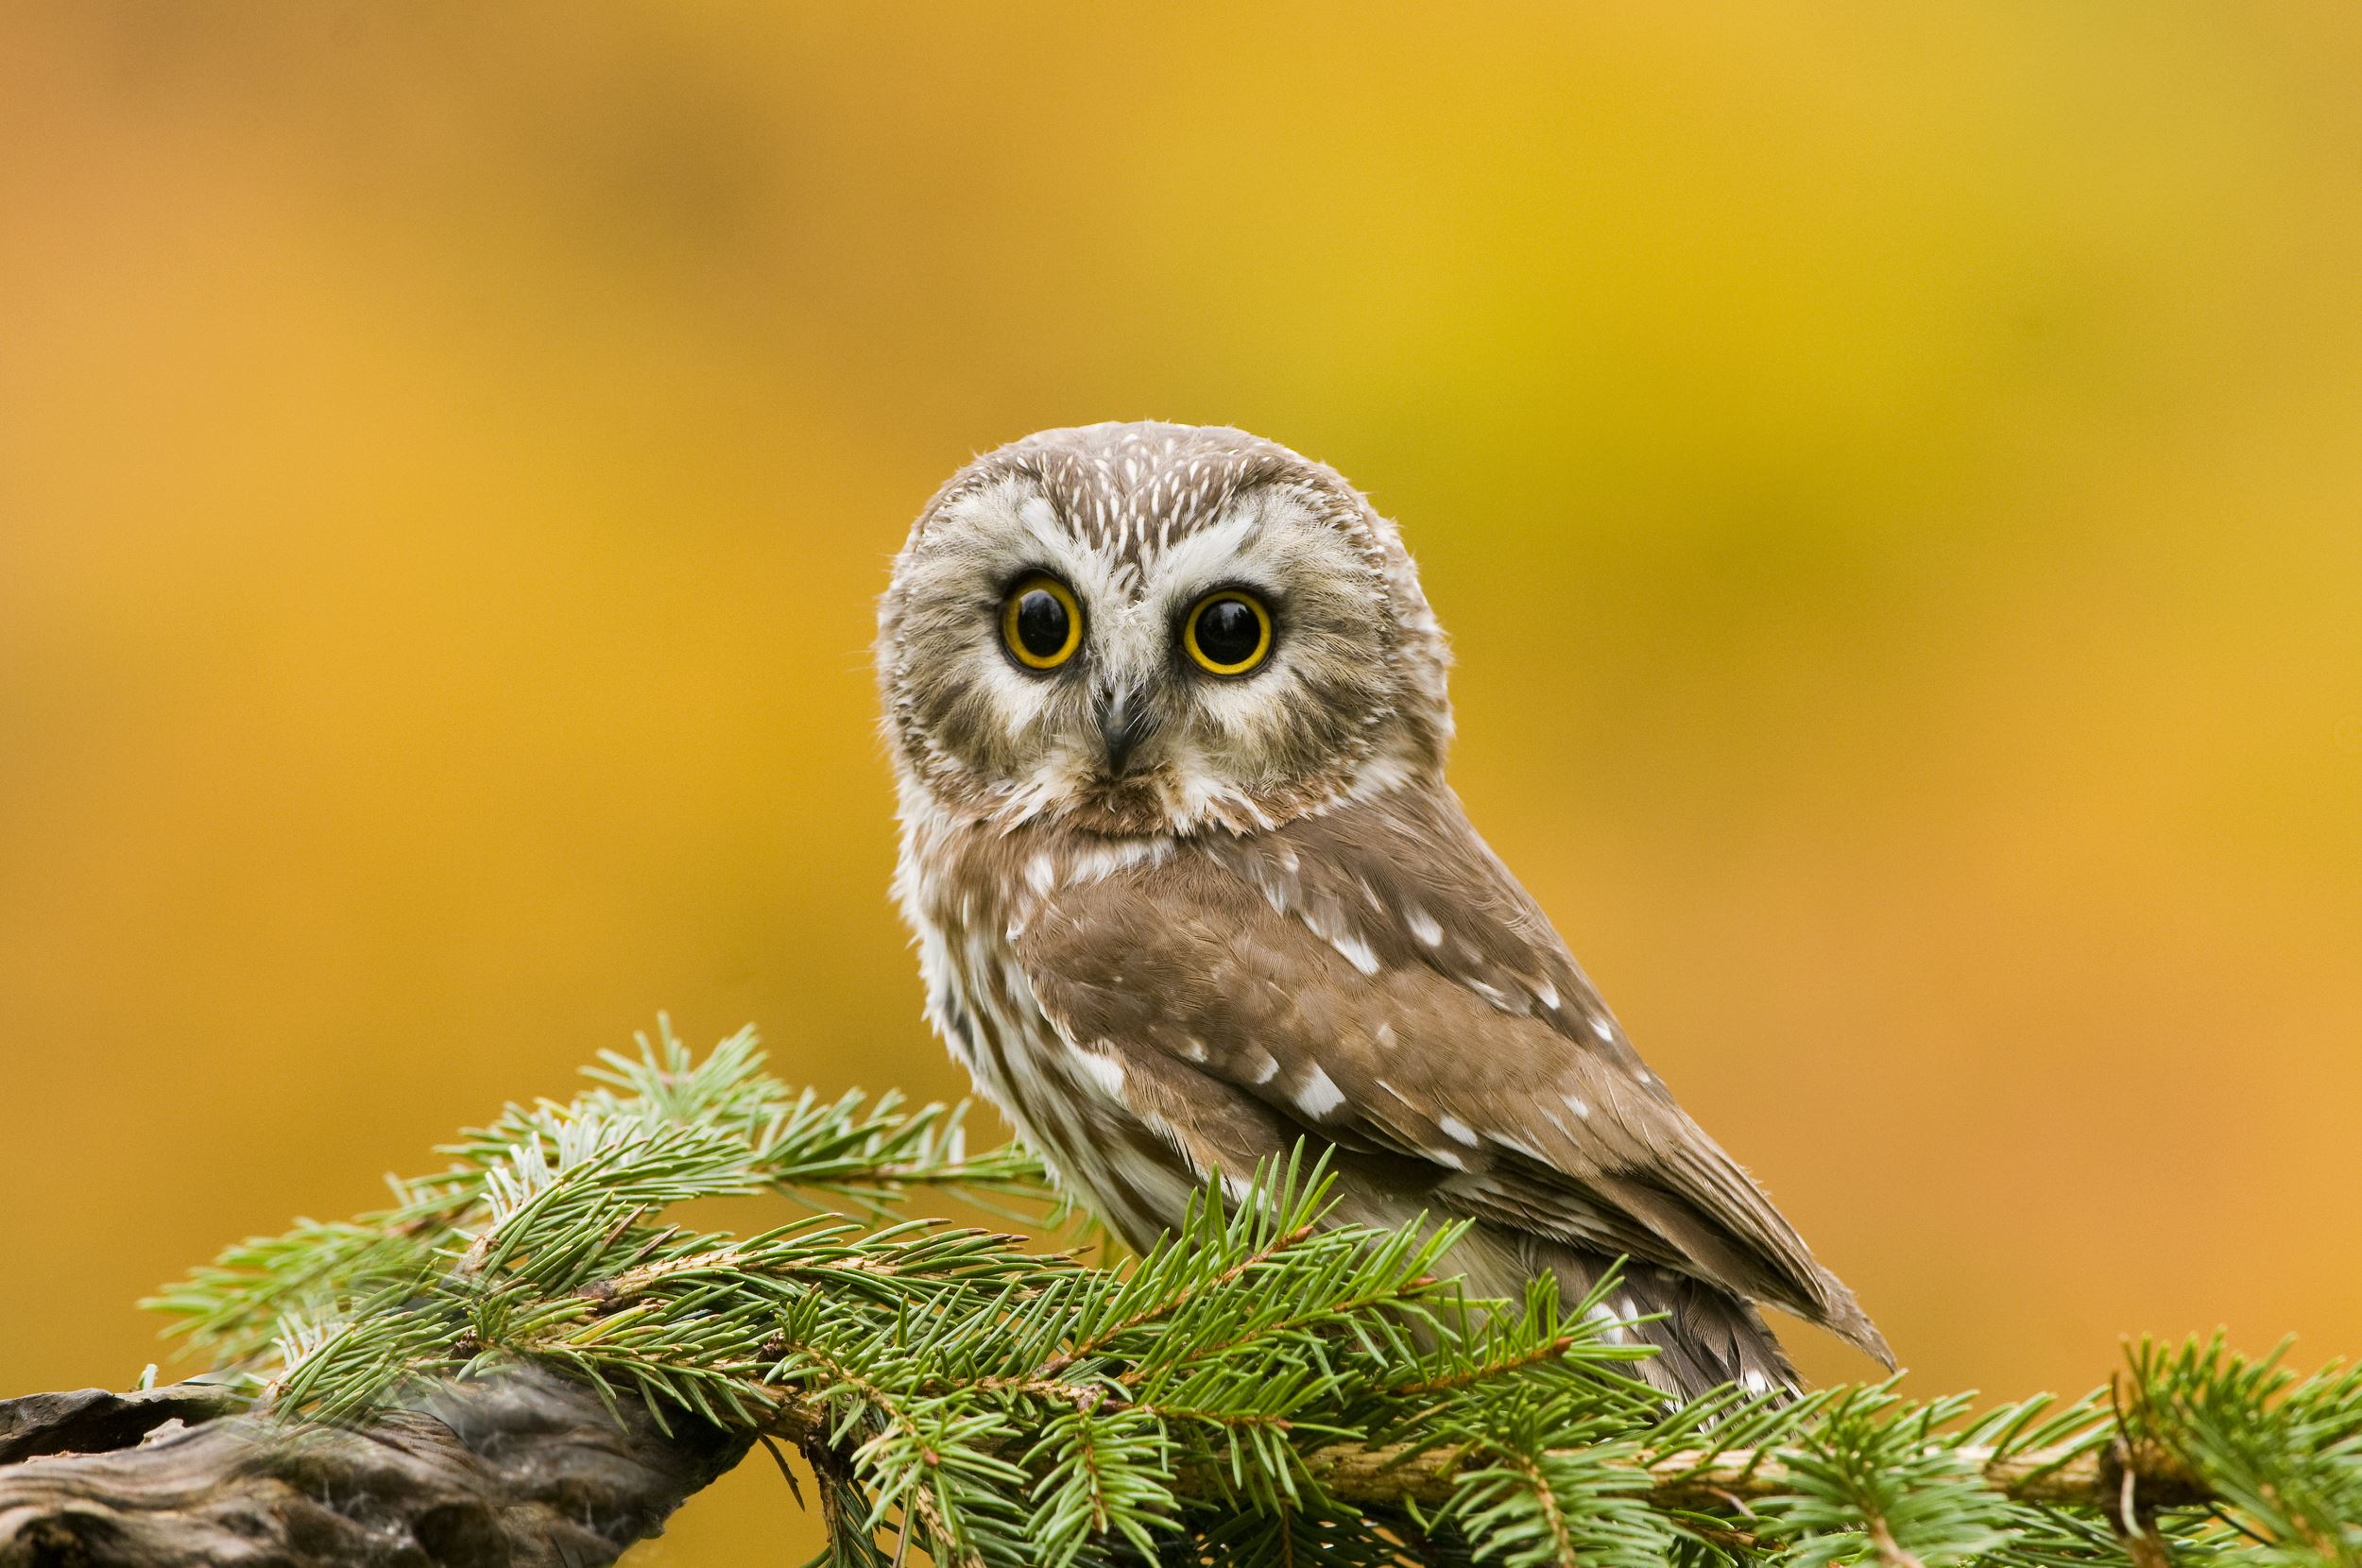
[1437,1115,1479,1147]
[1329,929,1381,975]
[1292,1064,1345,1118]
[1070,1047,1126,1101]
[1590,1016,1616,1042]
[1585,1301,1629,1344]
[1405,905,1444,946]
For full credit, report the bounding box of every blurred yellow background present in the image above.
[4,3,2359,1559]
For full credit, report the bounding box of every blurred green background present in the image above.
[4,3,2359,1559]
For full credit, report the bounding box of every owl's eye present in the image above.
[1001,574,1082,671]
[1183,590,1274,676]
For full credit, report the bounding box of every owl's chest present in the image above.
[907,874,1053,1118]
[895,831,1142,1185]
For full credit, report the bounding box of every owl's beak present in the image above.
[1094,684,1157,777]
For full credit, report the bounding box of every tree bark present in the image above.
[0,1373,749,1568]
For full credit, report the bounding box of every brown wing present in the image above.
[1014,786,1891,1365]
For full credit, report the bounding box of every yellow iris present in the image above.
[1183,590,1274,676]
[1001,574,1082,670]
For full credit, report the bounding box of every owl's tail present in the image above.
[1469,1229,1798,1401]
[1600,1260,1797,1401]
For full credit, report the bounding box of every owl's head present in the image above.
[878,422,1452,837]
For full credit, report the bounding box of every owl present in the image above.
[877,422,1890,1397]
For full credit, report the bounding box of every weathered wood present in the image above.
[0,1372,749,1568]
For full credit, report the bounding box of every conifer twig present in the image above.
[1254,1431,2214,1512]
[5,1025,2353,1568]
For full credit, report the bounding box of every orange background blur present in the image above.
[4,5,2359,1559]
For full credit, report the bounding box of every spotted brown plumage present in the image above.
[878,422,1891,1398]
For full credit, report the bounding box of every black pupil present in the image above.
[1195,598,1262,667]
[1014,588,1070,659]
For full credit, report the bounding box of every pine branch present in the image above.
[1274,1429,2211,1514]
[6,1025,2356,1568]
